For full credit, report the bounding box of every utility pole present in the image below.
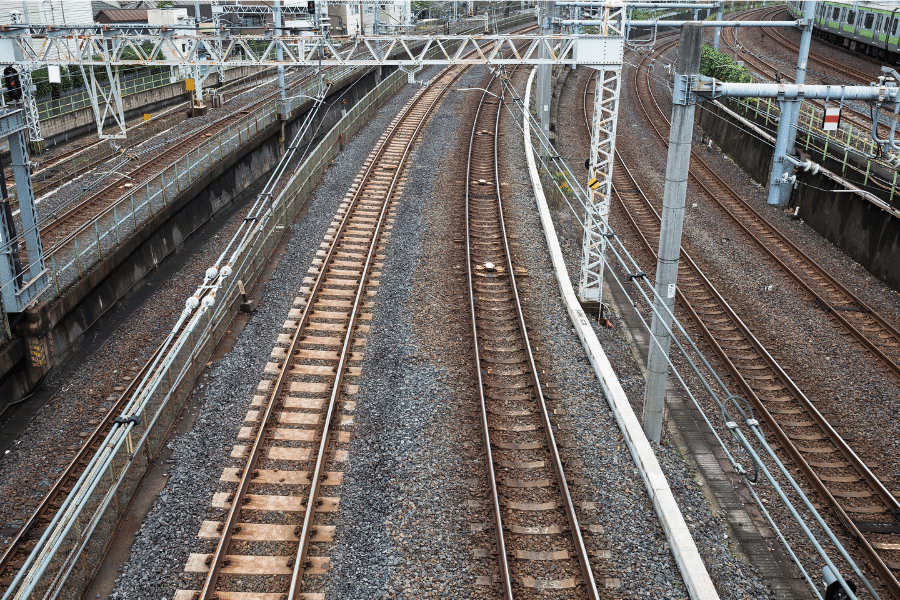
[193,0,204,113]
[537,1,555,146]
[274,0,286,102]
[713,1,723,51]
[766,0,814,205]
[642,23,702,444]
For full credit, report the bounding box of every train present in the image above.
[787,1,900,64]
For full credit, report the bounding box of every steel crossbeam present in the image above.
[0,32,623,68]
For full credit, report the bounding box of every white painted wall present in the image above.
[0,0,92,25]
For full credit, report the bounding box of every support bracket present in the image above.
[81,63,127,139]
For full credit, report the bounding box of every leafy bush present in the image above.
[699,43,751,83]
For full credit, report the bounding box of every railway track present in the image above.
[721,7,887,142]
[641,37,900,382]
[0,69,313,597]
[36,68,312,250]
[171,61,467,600]
[594,49,900,596]
[0,344,166,592]
[465,70,599,598]
[757,6,885,81]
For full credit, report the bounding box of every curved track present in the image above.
[642,37,900,382]
[591,46,900,596]
[0,343,167,591]
[466,70,599,599]
[722,7,884,142]
[36,67,313,250]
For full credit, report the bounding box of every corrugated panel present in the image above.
[97,9,148,22]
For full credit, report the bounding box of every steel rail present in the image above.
[287,65,466,598]
[199,56,478,600]
[466,69,599,598]
[755,6,883,81]
[0,338,169,591]
[642,37,900,382]
[610,48,900,597]
[720,8,888,145]
[611,146,900,598]
[36,67,317,251]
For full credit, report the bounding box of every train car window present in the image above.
[865,13,874,28]
[894,18,899,36]
[833,6,839,20]
[847,10,854,25]
[876,14,882,31]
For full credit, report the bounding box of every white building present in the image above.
[0,0,92,25]
[328,1,411,36]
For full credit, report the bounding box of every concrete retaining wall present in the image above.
[0,68,384,414]
[695,100,900,292]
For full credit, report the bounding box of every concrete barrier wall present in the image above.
[695,100,900,292]
[0,68,382,414]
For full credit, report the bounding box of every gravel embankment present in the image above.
[311,63,485,600]
[0,78,421,595]
[104,76,426,599]
[511,68,773,598]
[546,20,900,593]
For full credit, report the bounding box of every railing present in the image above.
[2,12,538,599]
[34,9,533,122]
[38,75,325,305]
[35,66,235,121]
[736,93,900,200]
[4,66,409,600]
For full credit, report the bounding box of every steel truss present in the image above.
[580,65,619,303]
[18,69,42,142]
[2,31,622,68]
[79,63,127,139]
[0,109,48,312]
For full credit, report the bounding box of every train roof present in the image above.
[821,1,900,11]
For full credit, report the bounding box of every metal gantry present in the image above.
[581,64,620,304]
[0,108,48,313]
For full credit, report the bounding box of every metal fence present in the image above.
[4,65,409,600]
[736,94,900,200]
[35,67,224,121]
[2,13,537,598]
[38,74,324,304]
[34,9,533,122]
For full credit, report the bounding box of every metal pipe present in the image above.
[712,1,723,51]
[767,0,814,206]
[697,80,899,101]
[563,19,801,26]
[557,1,719,7]
[274,0,286,100]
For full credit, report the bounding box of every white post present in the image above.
[766,0,815,206]
[642,23,702,443]
[579,66,620,305]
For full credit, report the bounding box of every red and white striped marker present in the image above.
[822,106,841,131]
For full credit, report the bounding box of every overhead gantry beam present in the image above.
[0,32,623,68]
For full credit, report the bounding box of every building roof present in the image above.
[96,8,148,22]
[91,1,120,19]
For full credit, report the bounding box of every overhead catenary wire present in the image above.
[500,67,869,600]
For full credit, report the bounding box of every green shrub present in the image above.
[699,43,752,83]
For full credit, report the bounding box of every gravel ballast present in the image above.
[101,78,426,600]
